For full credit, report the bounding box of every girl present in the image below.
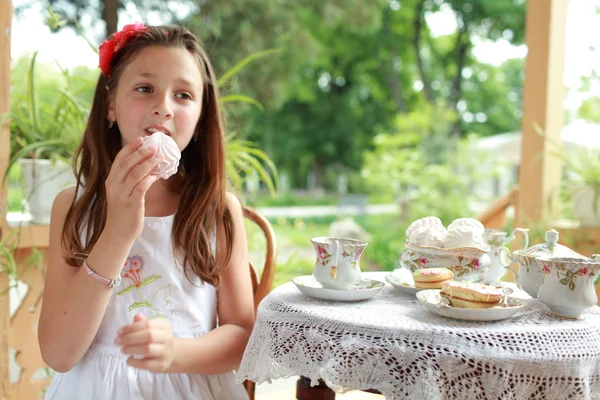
[38,24,254,400]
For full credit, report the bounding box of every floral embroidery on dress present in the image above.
[116,255,172,318]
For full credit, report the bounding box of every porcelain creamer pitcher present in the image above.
[481,228,529,285]
[311,237,368,290]
[533,255,600,319]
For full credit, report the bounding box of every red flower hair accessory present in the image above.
[99,22,147,77]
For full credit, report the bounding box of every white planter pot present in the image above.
[572,186,600,227]
[18,158,75,225]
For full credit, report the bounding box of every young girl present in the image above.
[38,24,254,400]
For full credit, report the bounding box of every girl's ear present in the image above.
[106,85,116,122]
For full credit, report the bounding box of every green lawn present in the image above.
[247,213,408,289]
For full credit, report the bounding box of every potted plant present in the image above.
[3,51,94,224]
[551,144,600,226]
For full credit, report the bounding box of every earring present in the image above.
[108,120,114,129]
[193,135,198,142]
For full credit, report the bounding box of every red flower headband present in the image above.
[99,23,147,77]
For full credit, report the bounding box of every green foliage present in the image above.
[250,193,341,208]
[443,0,526,43]
[461,58,524,136]
[185,0,385,108]
[273,255,314,289]
[226,139,278,195]
[0,233,45,297]
[577,96,600,123]
[535,126,600,217]
[361,104,499,223]
[354,214,408,271]
[551,144,600,215]
[4,52,96,181]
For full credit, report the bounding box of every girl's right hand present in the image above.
[104,137,164,241]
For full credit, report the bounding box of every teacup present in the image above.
[311,237,368,290]
[533,255,600,319]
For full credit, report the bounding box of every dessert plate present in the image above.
[416,289,525,321]
[385,274,423,295]
[292,275,385,302]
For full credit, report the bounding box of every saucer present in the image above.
[292,275,385,302]
[385,274,423,295]
[416,289,525,322]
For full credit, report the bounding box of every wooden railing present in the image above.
[476,187,520,230]
[4,225,51,399]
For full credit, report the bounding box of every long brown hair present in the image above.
[62,25,234,287]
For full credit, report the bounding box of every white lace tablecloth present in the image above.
[237,272,600,400]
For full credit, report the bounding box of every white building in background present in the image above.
[472,119,600,204]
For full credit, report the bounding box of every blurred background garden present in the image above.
[6,0,600,289]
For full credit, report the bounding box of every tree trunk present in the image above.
[312,159,323,191]
[102,0,120,37]
[412,0,434,104]
[380,9,406,112]
[449,25,469,137]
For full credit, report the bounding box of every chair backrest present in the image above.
[243,206,277,311]
[242,206,277,400]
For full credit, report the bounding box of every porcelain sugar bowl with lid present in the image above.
[533,255,600,319]
[506,229,586,298]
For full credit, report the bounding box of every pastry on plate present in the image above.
[440,281,503,308]
[413,268,454,289]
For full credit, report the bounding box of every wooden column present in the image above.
[516,0,568,225]
[0,1,12,399]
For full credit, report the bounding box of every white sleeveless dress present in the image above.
[44,213,249,400]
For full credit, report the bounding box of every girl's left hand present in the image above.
[115,314,175,372]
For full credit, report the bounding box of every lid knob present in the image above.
[545,229,559,246]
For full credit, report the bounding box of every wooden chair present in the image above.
[242,206,277,399]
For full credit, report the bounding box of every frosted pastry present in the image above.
[140,131,181,180]
[447,218,485,235]
[443,228,487,249]
[440,281,503,308]
[413,268,453,289]
[406,216,446,239]
[424,230,446,247]
[408,227,430,245]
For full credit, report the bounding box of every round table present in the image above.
[236,272,600,400]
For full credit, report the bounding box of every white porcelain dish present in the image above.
[385,274,423,295]
[416,289,526,322]
[292,275,384,302]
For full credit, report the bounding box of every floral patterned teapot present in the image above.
[533,255,600,319]
[506,229,586,297]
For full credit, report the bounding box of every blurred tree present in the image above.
[578,96,600,123]
[461,57,524,136]
[577,71,600,123]
[229,0,526,187]
[17,0,197,38]
[185,0,385,108]
[411,0,526,135]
